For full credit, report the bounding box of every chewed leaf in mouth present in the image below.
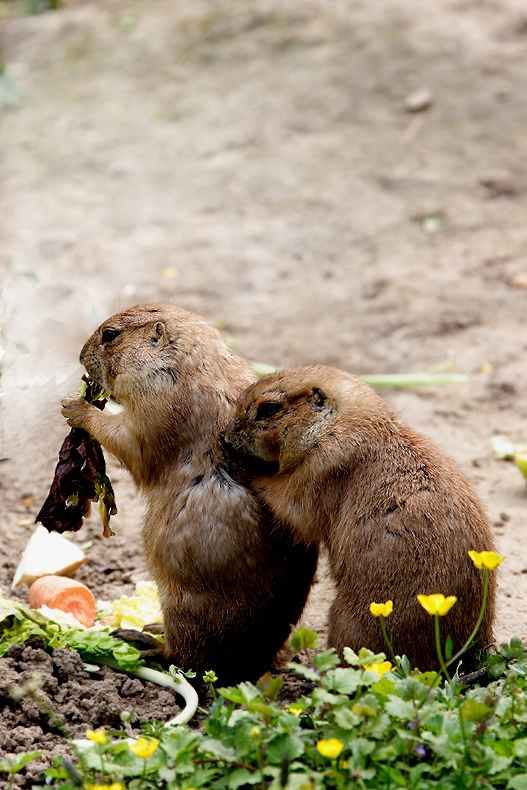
[35,375,118,538]
[105,397,125,415]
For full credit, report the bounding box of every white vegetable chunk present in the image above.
[11,524,87,589]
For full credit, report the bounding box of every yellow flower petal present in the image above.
[287,703,304,716]
[86,728,108,745]
[370,600,393,617]
[128,737,159,759]
[316,738,344,759]
[417,594,457,616]
[468,550,506,570]
[364,660,394,676]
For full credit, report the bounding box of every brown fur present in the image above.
[61,305,317,684]
[223,365,497,671]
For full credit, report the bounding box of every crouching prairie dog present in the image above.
[61,305,317,684]
[223,365,497,671]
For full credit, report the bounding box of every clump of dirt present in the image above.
[0,636,183,788]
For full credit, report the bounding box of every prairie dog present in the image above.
[61,305,317,683]
[223,365,496,670]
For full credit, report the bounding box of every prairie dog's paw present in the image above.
[61,396,92,428]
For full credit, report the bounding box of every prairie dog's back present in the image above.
[223,364,496,670]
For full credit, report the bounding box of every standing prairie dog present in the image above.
[223,365,496,671]
[61,305,317,684]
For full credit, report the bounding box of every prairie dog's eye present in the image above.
[101,328,120,344]
[255,401,282,420]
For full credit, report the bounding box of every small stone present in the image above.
[479,172,518,198]
[508,273,527,288]
[404,87,433,113]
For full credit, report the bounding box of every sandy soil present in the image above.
[1,0,527,783]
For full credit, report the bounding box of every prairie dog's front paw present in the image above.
[61,396,93,429]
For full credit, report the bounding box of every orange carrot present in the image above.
[29,575,97,628]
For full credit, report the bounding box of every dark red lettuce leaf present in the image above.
[35,377,117,538]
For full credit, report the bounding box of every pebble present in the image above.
[404,87,433,113]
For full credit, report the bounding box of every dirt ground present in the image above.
[1,0,527,783]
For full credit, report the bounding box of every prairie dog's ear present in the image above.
[150,321,167,345]
[312,387,327,411]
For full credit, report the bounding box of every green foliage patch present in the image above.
[4,631,527,790]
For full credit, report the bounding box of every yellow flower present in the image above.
[86,785,123,790]
[316,738,344,759]
[364,660,394,677]
[417,594,457,616]
[86,728,108,745]
[287,703,304,716]
[128,737,159,759]
[468,550,506,570]
[250,726,261,740]
[370,600,393,617]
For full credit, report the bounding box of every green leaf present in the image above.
[199,737,236,762]
[384,696,416,720]
[257,672,283,701]
[218,686,250,706]
[487,654,508,679]
[63,627,144,671]
[508,775,527,789]
[342,646,360,665]
[266,733,305,764]
[219,681,261,706]
[357,647,387,665]
[247,700,278,719]
[352,703,378,719]
[501,637,527,661]
[290,627,319,652]
[226,767,263,789]
[287,663,321,682]
[313,649,340,673]
[514,739,527,758]
[494,740,514,758]
[0,751,41,772]
[360,373,468,388]
[333,707,360,729]
[311,687,346,707]
[322,667,364,694]
[460,699,493,723]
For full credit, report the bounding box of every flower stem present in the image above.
[379,616,398,667]
[446,569,489,669]
[434,615,452,683]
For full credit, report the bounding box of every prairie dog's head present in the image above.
[223,365,394,474]
[80,303,253,405]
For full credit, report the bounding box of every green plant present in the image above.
[4,549,524,789]
[4,629,527,789]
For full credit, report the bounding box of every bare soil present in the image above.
[1,0,527,785]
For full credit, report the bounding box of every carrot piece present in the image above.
[28,575,97,628]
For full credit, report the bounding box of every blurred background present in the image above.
[1,0,527,642]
